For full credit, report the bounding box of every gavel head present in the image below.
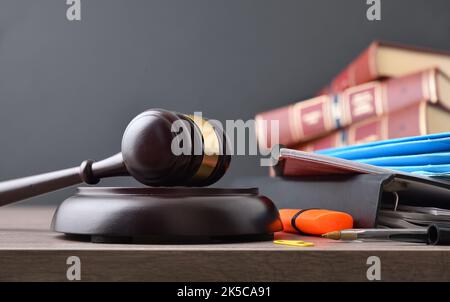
[121,109,231,187]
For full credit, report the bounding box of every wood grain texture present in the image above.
[0,206,449,281]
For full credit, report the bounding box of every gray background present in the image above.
[0,0,449,205]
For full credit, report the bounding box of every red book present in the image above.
[319,41,450,94]
[255,68,450,149]
[298,102,450,152]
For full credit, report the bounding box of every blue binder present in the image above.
[317,133,450,176]
[357,152,450,166]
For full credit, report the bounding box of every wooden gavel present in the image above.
[0,109,230,206]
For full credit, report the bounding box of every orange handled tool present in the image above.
[279,209,353,236]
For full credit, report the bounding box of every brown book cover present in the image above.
[298,102,450,151]
[255,68,450,149]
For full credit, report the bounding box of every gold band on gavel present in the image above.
[185,115,221,181]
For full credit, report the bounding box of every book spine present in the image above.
[255,95,335,148]
[298,102,429,151]
[256,69,437,148]
[340,68,436,125]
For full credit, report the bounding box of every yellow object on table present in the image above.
[273,240,314,247]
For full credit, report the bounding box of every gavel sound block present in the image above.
[0,109,282,243]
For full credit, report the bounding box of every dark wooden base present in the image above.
[52,187,282,243]
[65,233,274,244]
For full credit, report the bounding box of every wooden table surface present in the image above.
[0,206,449,281]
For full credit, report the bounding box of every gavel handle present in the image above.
[0,153,127,206]
[0,167,83,206]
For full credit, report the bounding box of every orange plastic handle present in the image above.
[279,209,353,235]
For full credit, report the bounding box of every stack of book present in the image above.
[255,41,450,151]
